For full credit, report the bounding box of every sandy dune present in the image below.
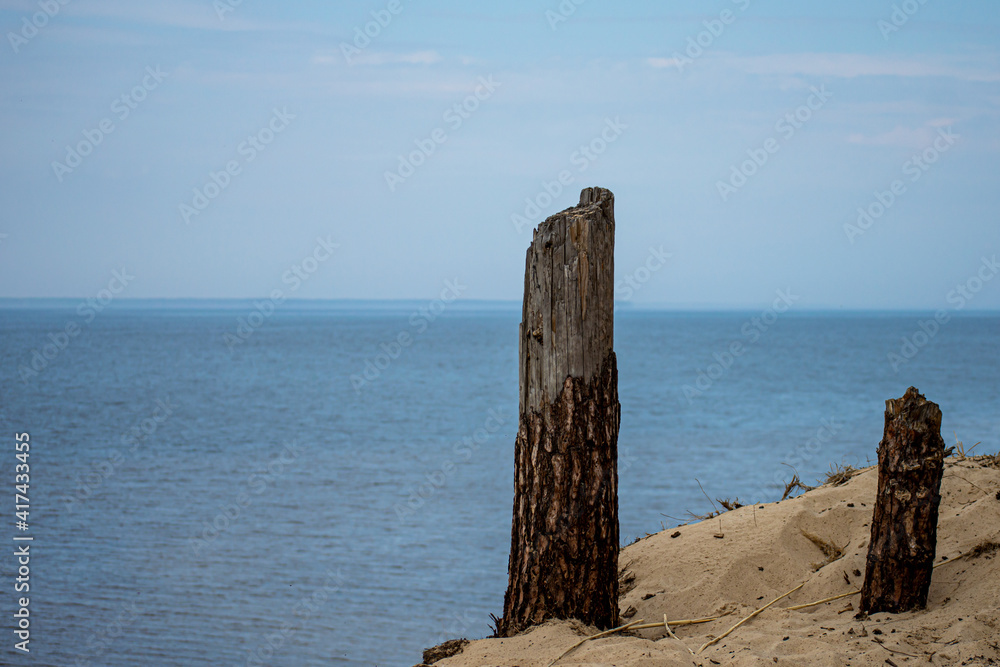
[424,455,1000,667]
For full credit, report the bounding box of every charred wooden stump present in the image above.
[497,187,620,637]
[860,386,946,614]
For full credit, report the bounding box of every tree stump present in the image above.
[497,187,620,637]
[860,386,946,614]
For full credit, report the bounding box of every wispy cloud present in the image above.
[326,77,489,97]
[730,52,1000,82]
[848,118,958,148]
[644,51,1000,82]
[646,57,680,69]
[58,0,302,33]
[0,1,46,10]
[312,50,443,67]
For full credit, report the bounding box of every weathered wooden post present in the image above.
[497,187,621,637]
[860,386,946,614]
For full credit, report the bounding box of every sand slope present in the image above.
[431,456,1000,667]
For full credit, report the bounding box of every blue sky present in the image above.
[1,0,998,309]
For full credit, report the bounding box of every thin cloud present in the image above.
[312,53,338,66]
[848,118,958,148]
[312,50,444,67]
[59,0,301,33]
[646,57,680,69]
[353,50,444,66]
[730,52,1000,82]
[0,1,45,9]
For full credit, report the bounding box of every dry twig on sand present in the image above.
[781,473,814,500]
[696,583,805,654]
[716,498,743,511]
[823,463,859,486]
[947,431,981,459]
[873,636,921,658]
[546,619,644,667]
[966,540,1000,559]
[684,478,722,520]
[800,530,845,571]
[785,589,859,611]
[630,615,722,630]
[663,614,696,656]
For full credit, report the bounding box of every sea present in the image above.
[0,300,997,666]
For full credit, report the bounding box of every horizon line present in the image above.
[0,297,997,313]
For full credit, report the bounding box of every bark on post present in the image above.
[497,187,620,637]
[860,386,946,614]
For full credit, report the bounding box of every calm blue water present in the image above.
[0,301,997,666]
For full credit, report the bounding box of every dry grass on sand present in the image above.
[423,455,1000,667]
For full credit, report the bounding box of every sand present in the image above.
[424,455,1000,667]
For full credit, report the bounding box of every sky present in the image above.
[1,0,998,309]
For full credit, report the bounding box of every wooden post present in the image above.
[497,187,621,637]
[860,386,946,614]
